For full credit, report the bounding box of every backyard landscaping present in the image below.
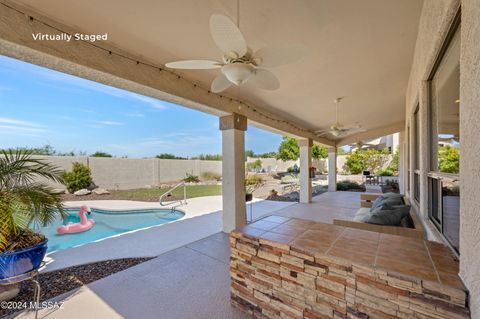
[61,184,222,202]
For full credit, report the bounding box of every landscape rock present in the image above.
[52,188,66,194]
[92,188,110,195]
[74,189,91,196]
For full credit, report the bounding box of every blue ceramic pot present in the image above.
[0,240,48,279]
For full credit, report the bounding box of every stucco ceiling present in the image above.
[14,0,424,135]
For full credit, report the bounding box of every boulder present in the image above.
[92,188,110,195]
[74,189,91,196]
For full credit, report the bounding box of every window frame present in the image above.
[426,10,461,253]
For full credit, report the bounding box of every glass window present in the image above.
[429,177,440,224]
[430,27,460,174]
[442,179,460,252]
[428,20,460,254]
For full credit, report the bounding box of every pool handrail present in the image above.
[159,181,187,207]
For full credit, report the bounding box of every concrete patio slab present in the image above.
[268,191,361,224]
[14,234,251,319]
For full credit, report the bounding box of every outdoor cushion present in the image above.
[370,193,404,211]
[365,204,411,226]
[400,214,415,228]
[353,208,372,222]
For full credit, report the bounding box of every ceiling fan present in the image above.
[165,0,306,93]
[350,140,377,149]
[316,97,366,138]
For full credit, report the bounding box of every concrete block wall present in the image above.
[33,156,222,190]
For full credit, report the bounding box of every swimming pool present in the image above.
[38,208,184,253]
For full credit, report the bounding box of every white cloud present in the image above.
[0,124,47,137]
[128,94,167,110]
[126,113,145,118]
[0,86,12,92]
[0,117,46,137]
[94,120,124,126]
[0,117,40,127]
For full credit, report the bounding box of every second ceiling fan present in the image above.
[165,0,306,93]
[316,97,366,138]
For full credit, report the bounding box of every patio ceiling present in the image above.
[11,0,423,139]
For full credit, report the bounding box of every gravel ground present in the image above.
[266,185,328,202]
[0,258,152,318]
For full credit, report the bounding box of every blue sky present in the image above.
[0,55,282,158]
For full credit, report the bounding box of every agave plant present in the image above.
[0,149,67,253]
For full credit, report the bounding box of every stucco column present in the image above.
[220,113,247,233]
[398,130,405,194]
[328,147,337,192]
[299,139,312,203]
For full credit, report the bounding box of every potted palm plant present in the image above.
[0,150,66,300]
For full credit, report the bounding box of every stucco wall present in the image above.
[404,0,480,316]
[459,0,480,317]
[33,156,222,190]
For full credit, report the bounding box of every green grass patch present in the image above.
[117,185,222,201]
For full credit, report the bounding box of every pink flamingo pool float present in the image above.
[57,205,95,234]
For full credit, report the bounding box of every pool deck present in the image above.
[43,196,296,272]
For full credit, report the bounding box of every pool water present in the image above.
[38,208,184,253]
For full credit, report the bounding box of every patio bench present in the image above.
[333,193,425,239]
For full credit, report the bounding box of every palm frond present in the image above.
[0,149,66,251]
[10,183,66,229]
[0,197,16,251]
[0,149,65,190]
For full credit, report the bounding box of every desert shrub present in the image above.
[245,174,264,194]
[201,171,221,181]
[377,169,394,176]
[245,174,264,186]
[246,159,262,171]
[287,165,300,173]
[336,180,365,191]
[184,173,200,183]
[62,162,93,193]
[280,174,299,184]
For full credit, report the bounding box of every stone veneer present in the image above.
[230,217,469,319]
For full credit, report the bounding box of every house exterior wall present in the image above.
[404,0,480,316]
[459,0,480,317]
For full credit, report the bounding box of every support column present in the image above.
[328,147,337,192]
[299,139,312,203]
[220,113,247,233]
[398,130,405,194]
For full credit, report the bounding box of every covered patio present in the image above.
[1,0,479,318]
